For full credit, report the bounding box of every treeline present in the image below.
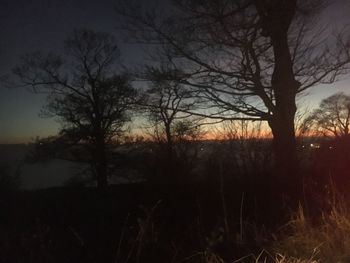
[10,0,350,193]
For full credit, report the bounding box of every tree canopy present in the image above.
[116,0,350,192]
[14,29,136,188]
[303,92,350,138]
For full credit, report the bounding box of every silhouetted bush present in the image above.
[0,163,20,193]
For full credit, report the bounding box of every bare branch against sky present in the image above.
[0,0,350,143]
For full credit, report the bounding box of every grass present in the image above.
[134,184,350,263]
[272,203,350,262]
[206,184,350,263]
[3,179,350,262]
[261,189,350,263]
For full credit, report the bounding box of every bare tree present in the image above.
[13,29,136,189]
[302,92,350,138]
[211,119,272,174]
[142,67,198,163]
[116,0,350,191]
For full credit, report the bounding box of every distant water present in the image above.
[0,144,88,190]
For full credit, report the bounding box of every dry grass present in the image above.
[208,189,350,263]
[230,249,317,263]
[114,183,350,263]
[272,198,350,263]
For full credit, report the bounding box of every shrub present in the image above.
[0,163,20,193]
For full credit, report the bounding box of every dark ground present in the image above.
[1,137,350,263]
[1,178,290,263]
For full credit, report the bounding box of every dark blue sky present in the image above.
[0,0,145,143]
[0,0,349,143]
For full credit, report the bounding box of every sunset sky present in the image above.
[1,0,350,144]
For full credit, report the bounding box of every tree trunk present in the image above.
[165,123,174,164]
[255,0,301,197]
[268,112,298,177]
[95,136,108,189]
[268,30,301,197]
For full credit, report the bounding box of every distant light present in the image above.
[310,143,320,149]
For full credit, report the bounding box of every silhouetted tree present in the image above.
[13,29,136,189]
[302,92,350,138]
[116,0,350,192]
[142,67,198,163]
[138,67,204,182]
[214,119,272,174]
[171,119,203,174]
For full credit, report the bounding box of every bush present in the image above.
[0,163,20,193]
